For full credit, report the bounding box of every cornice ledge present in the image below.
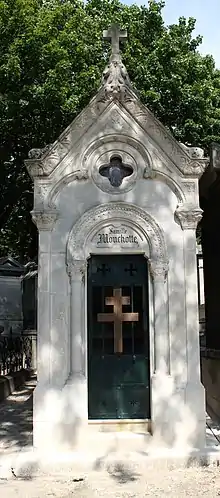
[31,209,59,231]
[175,204,203,230]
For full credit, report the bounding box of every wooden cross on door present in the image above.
[97,288,139,353]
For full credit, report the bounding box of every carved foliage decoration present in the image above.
[67,260,87,282]
[25,160,45,179]
[101,59,133,102]
[31,210,59,231]
[175,204,203,230]
[149,260,169,281]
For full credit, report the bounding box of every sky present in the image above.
[124,0,220,68]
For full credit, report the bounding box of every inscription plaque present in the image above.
[92,224,142,248]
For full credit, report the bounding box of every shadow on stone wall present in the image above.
[5,182,211,480]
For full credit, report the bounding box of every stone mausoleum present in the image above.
[25,26,208,456]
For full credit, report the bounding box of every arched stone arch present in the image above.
[146,170,185,204]
[82,134,153,172]
[66,202,170,422]
[66,202,168,273]
[43,134,186,209]
[48,170,89,208]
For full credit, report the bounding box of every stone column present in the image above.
[31,209,58,450]
[175,205,203,382]
[59,259,88,446]
[31,210,58,385]
[67,259,87,377]
[175,204,206,448]
[150,258,173,446]
[149,260,169,374]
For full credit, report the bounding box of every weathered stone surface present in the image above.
[25,24,206,456]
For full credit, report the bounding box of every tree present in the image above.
[0,0,220,261]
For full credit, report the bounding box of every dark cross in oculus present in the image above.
[99,156,133,187]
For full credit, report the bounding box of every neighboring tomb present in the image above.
[0,257,24,335]
[22,261,38,333]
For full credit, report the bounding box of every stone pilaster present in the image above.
[32,209,58,385]
[175,206,202,381]
[175,205,206,447]
[67,260,87,376]
[149,260,169,374]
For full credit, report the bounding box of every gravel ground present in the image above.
[1,466,220,497]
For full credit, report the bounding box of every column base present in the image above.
[33,375,87,452]
[151,374,206,449]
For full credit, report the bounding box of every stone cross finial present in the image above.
[103,24,127,60]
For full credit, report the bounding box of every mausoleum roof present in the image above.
[25,24,208,184]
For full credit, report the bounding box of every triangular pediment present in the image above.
[0,256,23,268]
[25,88,208,182]
[25,21,208,183]
[0,257,24,275]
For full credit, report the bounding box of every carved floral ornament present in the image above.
[101,24,134,102]
[67,260,87,281]
[175,204,203,230]
[31,210,59,231]
[149,260,169,281]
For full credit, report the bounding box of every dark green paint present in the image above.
[87,255,150,420]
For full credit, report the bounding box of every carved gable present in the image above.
[25,22,208,215]
[25,95,208,181]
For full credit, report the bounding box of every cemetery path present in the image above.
[0,466,220,497]
[0,374,36,455]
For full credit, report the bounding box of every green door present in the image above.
[88,254,150,420]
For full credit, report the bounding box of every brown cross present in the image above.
[97,288,139,353]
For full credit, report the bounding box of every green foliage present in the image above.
[0,0,220,260]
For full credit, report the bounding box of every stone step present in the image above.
[2,446,220,481]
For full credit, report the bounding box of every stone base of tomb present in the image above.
[32,373,206,454]
[1,443,220,480]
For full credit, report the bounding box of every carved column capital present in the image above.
[25,159,45,179]
[31,210,59,231]
[67,260,87,282]
[149,260,169,282]
[175,204,203,230]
